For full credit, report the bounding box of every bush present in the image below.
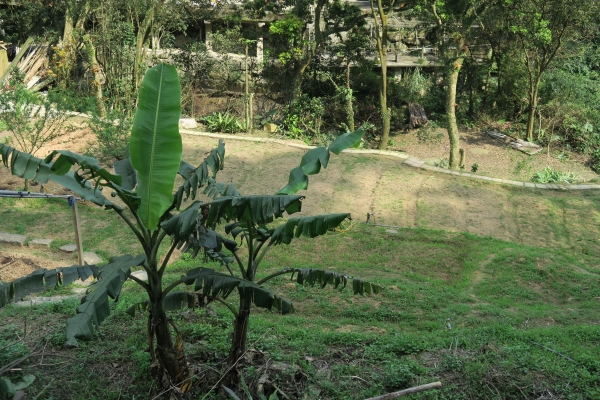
[590,150,600,174]
[200,112,244,133]
[0,82,74,157]
[86,110,132,161]
[531,166,580,183]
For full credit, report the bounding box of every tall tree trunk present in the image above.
[134,1,164,91]
[371,0,390,150]
[446,59,463,169]
[525,77,541,142]
[345,62,355,132]
[245,44,252,134]
[62,9,74,48]
[378,57,390,149]
[83,35,106,117]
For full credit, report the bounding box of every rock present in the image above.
[264,123,278,133]
[83,252,102,265]
[130,270,148,281]
[179,118,197,129]
[14,295,77,307]
[59,243,77,252]
[386,229,399,234]
[0,232,27,246]
[28,238,53,248]
[71,287,87,295]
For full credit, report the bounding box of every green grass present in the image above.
[1,220,599,399]
[0,197,140,259]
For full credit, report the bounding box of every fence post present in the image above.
[69,197,84,266]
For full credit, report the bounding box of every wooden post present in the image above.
[69,197,85,266]
[459,148,466,170]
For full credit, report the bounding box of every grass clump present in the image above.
[531,166,581,183]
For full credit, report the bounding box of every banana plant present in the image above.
[139,126,382,385]
[0,64,214,390]
[0,63,379,391]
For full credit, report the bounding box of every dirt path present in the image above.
[182,134,600,256]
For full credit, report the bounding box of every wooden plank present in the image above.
[0,37,33,83]
[0,49,8,78]
[487,130,542,155]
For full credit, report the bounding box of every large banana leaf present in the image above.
[113,155,138,191]
[277,127,364,195]
[268,213,350,245]
[287,267,382,295]
[130,63,182,231]
[174,140,226,206]
[0,144,119,209]
[65,254,145,346]
[48,150,121,184]
[205,195,303,227]
[328,127,365,155]
[183,268,293,314]
[0,265,95,309]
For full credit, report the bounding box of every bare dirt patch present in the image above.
[389,127,597,182]
[0,250,63,282]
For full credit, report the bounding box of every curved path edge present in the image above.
[180,129,600,191]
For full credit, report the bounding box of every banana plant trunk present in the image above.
[147,268,189,389]
[229,291,252,367]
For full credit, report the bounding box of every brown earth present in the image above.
[388,127,597,182]
[0,251,64,282]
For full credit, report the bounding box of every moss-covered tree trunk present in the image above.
[525,75,541,142]
[134,1,164,91]
[446,58,463,169]
[371,0,390,150]
[345,62,355,132]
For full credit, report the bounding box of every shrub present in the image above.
[531,166,580,183]
[86,110,132,161]
[200,112,244,133]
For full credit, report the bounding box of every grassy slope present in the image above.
[1,138,599,398]
[1,218,599,399]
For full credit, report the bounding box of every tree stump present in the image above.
[408,102,428,129]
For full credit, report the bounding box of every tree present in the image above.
[370,0,414,149]
[423,0,491,169]
[502,0,597,142]
[0,63,376,393]
[264,0,365,105]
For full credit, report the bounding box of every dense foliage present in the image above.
[1,0,598,166]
